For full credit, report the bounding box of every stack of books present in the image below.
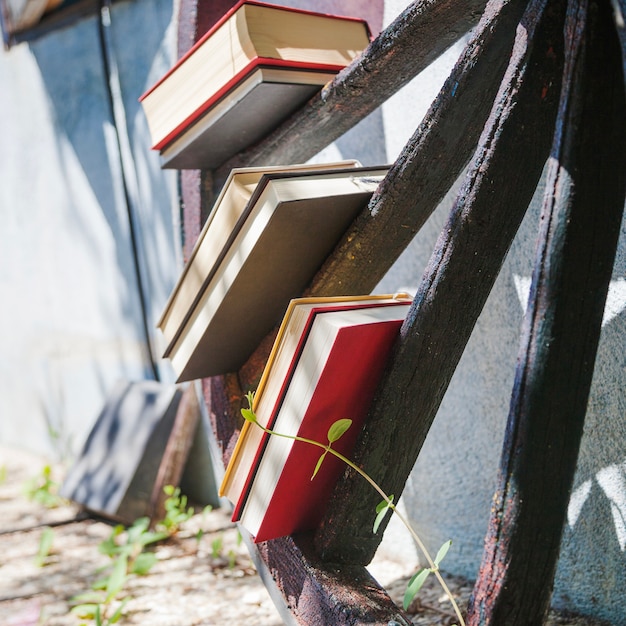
[140,0,372,169]
[149,2,411,543]
[158,161,390,382]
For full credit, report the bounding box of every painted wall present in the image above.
[0,0,180,458]
[0,0,624,622]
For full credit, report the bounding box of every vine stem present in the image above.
[254,421,466,626]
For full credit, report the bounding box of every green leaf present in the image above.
[403,568,431,610]
[375,495,393,514]
[373,496,394,534]
[95,604,102,626]
[127,517,150,542]
[71,591,104,605]
[311,450,327,480]
[106,554,128,598]
[137,530,169,547]
[109,597,130,623]
[71,604,99,619]
[36,526,54,566]
[327,418,352,443]
[132,551,158,575]
[241,408,257,423]
[434,539,452,567]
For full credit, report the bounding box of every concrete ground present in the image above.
[0,446,611,626]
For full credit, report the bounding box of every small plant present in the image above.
[241,391,465,625]
[35,526,55,567]
[71,554,130,625]
[156,485,195,535]
[23,464,64,508]
[71,517,168,623]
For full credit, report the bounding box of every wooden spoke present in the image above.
[467,0,626,620]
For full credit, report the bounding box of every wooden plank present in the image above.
[149,383,201,520]
[614,0,626,82]
[59,381,184,524]
[466,0,626,621]
[244,532,412,626]
[314,0,566,564]
[307,0,534,298]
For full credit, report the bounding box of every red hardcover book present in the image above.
[226,296,412,543]
[139,1,371,167]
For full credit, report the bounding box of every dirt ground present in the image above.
[0,446,612,625]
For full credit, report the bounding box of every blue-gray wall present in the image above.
[0,0,624,622]
[0,0,180,458]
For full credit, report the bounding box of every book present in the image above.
[60,381,218,525]
[157,160,359,351]
[158,65,338,169]
[160,164,390,382]
[219,294,412,543]
[139,1,371,167]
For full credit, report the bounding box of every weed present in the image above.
[35,526,55,567]
[23,464,64,508]
[156,485,195,536]
[241,391,465,625]
[71,517,167,623]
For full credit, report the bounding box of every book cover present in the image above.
[157,160,360,349]
[164,165,389,381]
[139,0,371,154]
[231,299,412,543]
[159,65,337,169]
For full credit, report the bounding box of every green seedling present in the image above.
[35,526,55,567]
[156,485,195,535]
[23,464,64,508]
[241,391,464,625]
[72,517,167,624]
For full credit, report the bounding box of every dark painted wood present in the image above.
[315,0,566,564]
[467,0,626,621]
[249,532,412,626]
[616,0,626,82]
[306,0,533,298]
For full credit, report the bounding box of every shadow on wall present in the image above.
[28,0,176,358]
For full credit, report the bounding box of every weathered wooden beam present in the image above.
[315,0,566,564]
[466,0,626,621]
[307,0,533,298]
[213,0,489,184]
[614,0,626,81]
[246,532,412,626]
